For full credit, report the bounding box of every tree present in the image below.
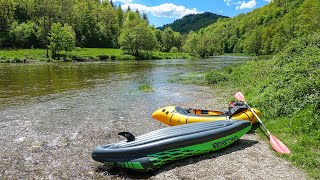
[182,31,198,56]
[119,12,158,57]
[154,29,163,51]
[48,22,75,57]
[142,13,148,24]
[0,0,16,32]
[243,28,262,55]
[8,21,41,48]
[116,6,125,30]
[162,27,175,52]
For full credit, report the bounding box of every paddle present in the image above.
[235,91,291,154]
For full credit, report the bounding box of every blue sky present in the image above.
[113,0,271,27]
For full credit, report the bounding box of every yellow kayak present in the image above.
[152,102,261,126]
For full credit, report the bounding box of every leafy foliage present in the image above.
[0,0,185,58]
[118,12,158,56]
[48,22,75,57]
[183,0,320,56]
[162,27,182,52]
[205,33,320,178]
[8,21,42,48]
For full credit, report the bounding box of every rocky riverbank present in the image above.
[0,85,306,179]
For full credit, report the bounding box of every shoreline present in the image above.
[0,83,306,179]
[0,48,191,63]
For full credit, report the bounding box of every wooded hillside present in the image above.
[158,12,228,34]
[183,0,320,57]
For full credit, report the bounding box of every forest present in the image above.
[183,0,320,57]
[2,0,319,59]
[0,0,183,57]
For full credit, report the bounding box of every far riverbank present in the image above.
[0,48,191,63]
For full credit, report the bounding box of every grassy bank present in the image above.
[0,48,191,63]
[203,33,320,179]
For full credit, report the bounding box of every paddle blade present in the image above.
[235,91,245,101]
[270,134,291,154]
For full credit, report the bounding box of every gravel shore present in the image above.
[0,86,307,179]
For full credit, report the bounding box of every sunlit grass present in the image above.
[168,73,206,85]
[0,48,191,62]
[138,84,154,92]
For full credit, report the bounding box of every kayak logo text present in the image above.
[212,136,238,149]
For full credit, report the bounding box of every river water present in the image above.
[0,57,250,120]
[0,57,252,178]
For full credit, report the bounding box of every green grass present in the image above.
[203,33,320,179]
[138,84,154,92]
[168,72,206,85]
[0,48,190,62]
[0,49,47,60]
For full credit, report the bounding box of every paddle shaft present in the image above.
[243,100,271,135]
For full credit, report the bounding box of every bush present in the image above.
[8,21,42,48]
[97,55,109,60]
[49,22,76,57]
[110,55,116,60]
[169,46,179,53]
[74,47,82,51]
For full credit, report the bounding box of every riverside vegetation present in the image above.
[0,0,189,59]
[203,33,320,179]
[0,48,190,62]
[1,0,319,60]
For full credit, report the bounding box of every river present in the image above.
[0,57,255,178]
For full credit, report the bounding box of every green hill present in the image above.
[183,0,320,56]
[158,12,228,34]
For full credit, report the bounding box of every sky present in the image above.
[112,0,272,27]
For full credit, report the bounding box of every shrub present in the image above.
[49,22,76,57]
[97,55,109,61]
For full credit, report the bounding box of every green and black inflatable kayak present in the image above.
[92,120,251,173]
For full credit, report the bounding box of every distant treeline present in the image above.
[0,0,122,49]
[1,0,319,58]
[0,0,185,57]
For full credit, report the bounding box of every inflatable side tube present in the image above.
[92,120,251,172]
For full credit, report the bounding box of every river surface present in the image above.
[0,57,258,178]
[0,57,250,114]
[0,57,307,180]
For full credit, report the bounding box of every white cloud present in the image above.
[236,0,257,10]
[121,3,200,18]
[224,0,241,7]
[113,0,133,3]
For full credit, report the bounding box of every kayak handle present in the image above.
[118,132,135,142]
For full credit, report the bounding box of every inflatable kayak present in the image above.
[152,102,261,126]
[92,120,251,173]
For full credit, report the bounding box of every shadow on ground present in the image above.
[94,138,259,179]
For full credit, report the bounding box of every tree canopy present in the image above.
[1,0,319,59]
[183,0,320,57]
[119,12,158,56]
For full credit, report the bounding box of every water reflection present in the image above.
[0,57,250,109]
